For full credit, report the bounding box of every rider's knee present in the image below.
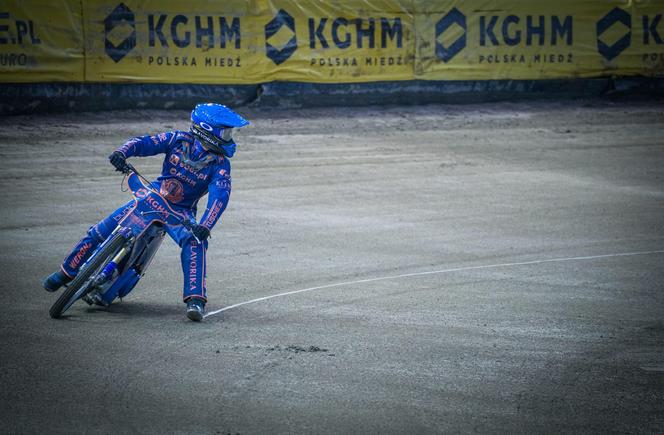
[181,236,207,250]
[193,237,208,250]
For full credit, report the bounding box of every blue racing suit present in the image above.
[59,130,232,303]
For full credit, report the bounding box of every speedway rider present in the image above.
[42,103,250,321]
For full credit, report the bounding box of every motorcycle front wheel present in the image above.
[49,233,127,319]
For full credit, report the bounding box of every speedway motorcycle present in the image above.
[49,164,200,318]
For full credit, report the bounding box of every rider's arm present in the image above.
[116,131,181,158]
[198,166,232,231]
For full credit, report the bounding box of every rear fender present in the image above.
[100,224,165,304]
[100,268,141,304]
[121,223,166,275]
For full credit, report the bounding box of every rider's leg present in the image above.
[167,223,208,320]
[43,201,135,292]
[180,238,208,302]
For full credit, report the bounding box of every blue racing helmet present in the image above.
[190,103,250,158]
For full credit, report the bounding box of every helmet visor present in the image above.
[221,127,234,142]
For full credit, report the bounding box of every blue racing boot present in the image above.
[186,297,205,322]
[43,270,72,292]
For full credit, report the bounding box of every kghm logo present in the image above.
[596,7,631,61]
[105,3,136,62]
[265,9,297,65]
[436,8,466,62]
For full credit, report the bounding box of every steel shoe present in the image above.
[186,298,205,322]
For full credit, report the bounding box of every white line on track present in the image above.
[204,249,664,318]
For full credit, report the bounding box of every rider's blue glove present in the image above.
[191,224,210,242]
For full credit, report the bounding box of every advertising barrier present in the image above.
[415,0,664,80]
[83,0,415,83]
[0,0,84,82]
[0,0,662,84]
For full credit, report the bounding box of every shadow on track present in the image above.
[85,300,181,319]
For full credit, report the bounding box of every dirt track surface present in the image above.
[1,101,663,433]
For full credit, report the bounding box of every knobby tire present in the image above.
[49,233,127,319]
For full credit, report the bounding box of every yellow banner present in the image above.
[84,0,415,83]
[415,0,664,80]
[1,1,663,84]
[0,0,84,82]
